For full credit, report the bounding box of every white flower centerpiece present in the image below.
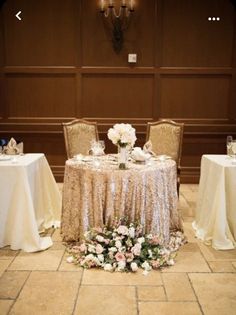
[66,218,186,274]
[107,123,136,169]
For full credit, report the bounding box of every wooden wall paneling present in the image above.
[229,7,236,119]
[0,6,6,119]
[0,0,236,183]
[160,74,231,118]
[4,0,77,66]
[6,73,76,118]
[162,0,235,67]
[81,74,154,118]
[81,0,156,67]
[155,0,163,67]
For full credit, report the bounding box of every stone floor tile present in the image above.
[0,248,19,260]
[198,243,236,262]
[138,286,166,301]
[162,273,196,301]
[48,241,66,251]
[139,301,202,315]
[51,228,63,242]
[209,261,236,273]
[0,259,12,277]
[82,269,162,286]
[8,250,64,271]
[0,271,29,299]
[179,184,192,192]
[183,222,199,243]
[0,300,14,315]
[179,242,200,252]
[9,271,81,315]
[182,216,195,222]
[74,285,137,315]
[162,251,210,273]
[58,254,83,272]
[183,191,198,203]
[189,273,236,315]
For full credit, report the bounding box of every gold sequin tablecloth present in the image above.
[61,156,182,244]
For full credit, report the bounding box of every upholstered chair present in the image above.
[62,119,99,159]
[146,120,184,195]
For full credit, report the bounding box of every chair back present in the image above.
[146,120,184,168]
[62,119,98,159]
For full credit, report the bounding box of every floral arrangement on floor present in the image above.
[66,218,186,274]
[107,123,136,148]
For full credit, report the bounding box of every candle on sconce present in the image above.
[109,0,114,7]
[101,0,105,11]
[130,0,134,10]
[121,0,126,6]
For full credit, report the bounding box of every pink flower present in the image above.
[131,243,141,256]
[117,225,129,235]
[115,252,126,262]
[150,260,160,269]
[96,244,104,254]
[79,243,87,253]
[125,252,134,262]
[150,236,160,245]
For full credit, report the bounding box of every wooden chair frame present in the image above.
[146,119,184,196]
[62,119,99,159]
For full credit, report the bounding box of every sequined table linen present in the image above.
[61,157,182,244]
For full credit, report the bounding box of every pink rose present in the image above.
[115,252,126,262]
[96,244,104,254]
[117,225,129,235]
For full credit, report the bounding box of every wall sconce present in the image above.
[100,0,135,53]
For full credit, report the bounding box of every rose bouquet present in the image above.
[107,123,136,148]
[66,218,186,274]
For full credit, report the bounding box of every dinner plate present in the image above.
[153,155,172,161]
[0,155,12,161]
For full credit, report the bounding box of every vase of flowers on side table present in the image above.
[108,123,136,169]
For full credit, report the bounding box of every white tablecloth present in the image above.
[193,155,236,250]
[0,154,61,252]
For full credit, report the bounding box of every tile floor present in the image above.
[0,184,236,315]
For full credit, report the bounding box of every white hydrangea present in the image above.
[107,123,136,147]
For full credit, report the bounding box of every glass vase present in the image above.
[118,145,128,169]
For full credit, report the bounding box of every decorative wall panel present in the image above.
[0,0,236,182]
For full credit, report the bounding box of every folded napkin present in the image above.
[143,140,155,155]
[3,138,23,155]
[131,147,150,162]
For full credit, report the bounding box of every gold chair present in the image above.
[62,119,99,159]
[146,119,184,195]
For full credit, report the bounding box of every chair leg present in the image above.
[177,179,180,198]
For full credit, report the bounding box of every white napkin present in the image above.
[3,138,23,155]
[143,140,155,155]
[131,147,150,161]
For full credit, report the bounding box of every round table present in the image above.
[61,155,182,244]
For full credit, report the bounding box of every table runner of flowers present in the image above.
[66,218,186,274]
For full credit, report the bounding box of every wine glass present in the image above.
[226,136,233,157]
[231,140,236,164]
[98,140,105,153]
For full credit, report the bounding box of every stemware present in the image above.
[98,140,105,154]
[226,135,233,156]
[231,140,236,165]
[90,140,105,156]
